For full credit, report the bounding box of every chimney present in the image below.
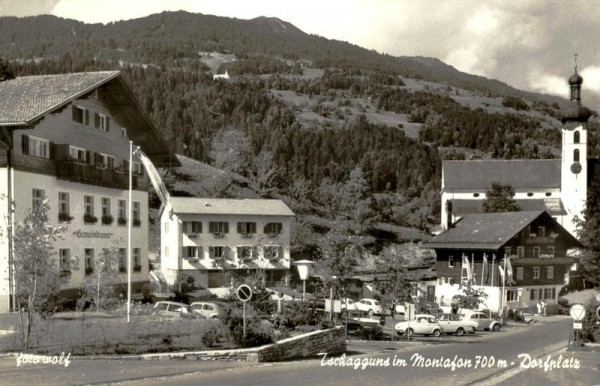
[446,200,453,229]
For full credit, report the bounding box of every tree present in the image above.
[482,182,520,213]
[209,129,254,176]
[81,244,121,312]
[451,286,488,311]
[253,150,283,198]
[337,167,376,231]
[9,198,66,348]
[0,58,15,82]
[374,245,412,307]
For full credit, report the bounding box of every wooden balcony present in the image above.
[56,160,137,190]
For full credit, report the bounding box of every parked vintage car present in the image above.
[151,301,200,319]
[356,298,383,316]
[394,314,443,337]
[190,301,227,319]
[419,301,443,315]
[342,310,386,334]
[437,313,478,335]
[460,311,502,331]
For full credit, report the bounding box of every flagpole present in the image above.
[127,140,133,323]
[501,257,507,314]
[491,254,495,287]
[481,253,485,286]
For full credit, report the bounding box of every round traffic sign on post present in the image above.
[236,284,253,303]
[569,304,586,321]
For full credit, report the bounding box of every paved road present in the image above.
[121,318,575,386]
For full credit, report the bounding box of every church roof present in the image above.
[451,198,566,216]
[443,159,561,190]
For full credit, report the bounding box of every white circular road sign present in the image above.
[236,284,253,303]
[569,304,586,321]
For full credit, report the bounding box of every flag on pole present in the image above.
[506,256,514,285]
[498,265,505,284]
[482,253,488,286]
[461,254,472,284]
[134,147,170,204]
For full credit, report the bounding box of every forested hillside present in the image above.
[1,11,588,263]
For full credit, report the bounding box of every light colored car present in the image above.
[356,298,383,316]
[190,301,226,319]
[151,301,192,318]
[437,313,478,335]
[395,314,443,337]
[340,298,358,311]
[342,310,386,334]
[461,311,502,331]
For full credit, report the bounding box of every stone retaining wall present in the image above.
[136,327,346,362]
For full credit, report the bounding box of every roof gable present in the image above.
[443,159,561,190]
[0,71,119,125]
[424,210,552,250]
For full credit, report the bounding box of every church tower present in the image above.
[560,59,593,236]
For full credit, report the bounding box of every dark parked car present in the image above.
[341,310,386,334]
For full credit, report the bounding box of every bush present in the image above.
[271,302,321,330]
[581,300,600,343]
[200,319,227,348]
[232,319,276,348]
[356,326,384,341]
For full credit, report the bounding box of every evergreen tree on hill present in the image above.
[482,182,520,213]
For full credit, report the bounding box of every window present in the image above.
[545,246,555,257]
[102,197,111,217]
[59,192,70,216]
[516,267,524,280]
[208,271,228,287]
[184,221,202,234]
[69,146,88,162]
[133,202,140,226]
[59,249,70,276]
[264,222,283,234]
[533,246,541,258]
[98,154,115,169]
[533,266,540,280]
[183,247,201,259]
[133,248,141,271]
[574,149,580,162]
[538,226,546,238]
[118,248,126,272]
[506,289,517,302]
[121,127,127,138]
[164,222,169,234]
[574,130,580,144]
[118,200,126,223]
[84,195,94,216]
[84,249,94,275]
[264,246,282,260]
[237,246,256,261]
[209,246,229,259]
[517,246,525,258]
[24,136,50,159]
[209,222,229,234]
[72,105,89,125]
[164,246,169,258]
[547,266,554,279]
[504,246,511,257]
[32,188,44,209]
[94,112,110,132]
[237,222,256,234]
[132,162,143,176]
[448,256,455,268]
[530,289,535,301]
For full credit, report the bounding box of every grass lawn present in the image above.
[0,309,229,355]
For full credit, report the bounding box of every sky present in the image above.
[2,0,600,107]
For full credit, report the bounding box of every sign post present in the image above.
[569,303,586,345]
[236,284,253,339]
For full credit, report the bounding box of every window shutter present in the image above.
[123,159,129,171]
[106,116,110,132]
[237,222,243,233]
[209,246,214,258]
[86,150,92,164]
[84,109,89,125]
[72,105,77,121]
[94,113,100,129]
[49,142,55,159]
[108,157,114,170]
[94,152,101,165]
[224,222,229,233]
[22,135,29,155]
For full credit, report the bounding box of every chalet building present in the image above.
[424,210,582,313]
[160,197,294,291]
[0,71,178,313]
[440,65,595,238]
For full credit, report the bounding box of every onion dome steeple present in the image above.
[562,54,593,123]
